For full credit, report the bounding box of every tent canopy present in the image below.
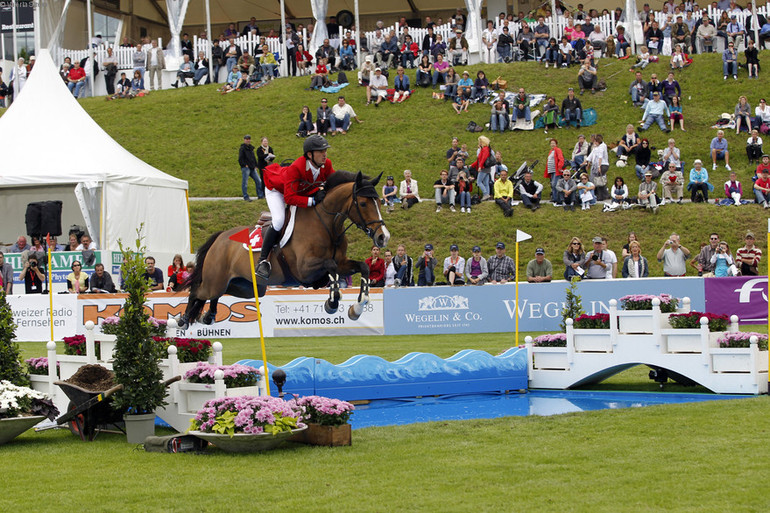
[0,49,191,253]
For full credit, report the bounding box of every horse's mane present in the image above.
[324,170,371,191]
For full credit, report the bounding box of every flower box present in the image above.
[181,384,259,413]
[28,374,52,394]
[664,332,722,353]
[617,312,655,334]
[711,349,754,373]
[573,330,612,353]
[99,339,117,361]
[291,423,352,446]
[532,347,569,370]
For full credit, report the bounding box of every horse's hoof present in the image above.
[324,299,339,314]
[202,311,215,325]
[348,303,363,320]
[177,317,189,330]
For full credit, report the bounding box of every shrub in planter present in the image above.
[532,333,567,347]
[669,312,728,332]
[717,332,769,350]
[620,294,679,313]
[0,292,28,386]
[0,380,59,420]
[290,395,355,426]
[25,358,59,376]
[184,362,260,388]
[573,313,610,329]
[190,396,304,436]
[154,337,212,363]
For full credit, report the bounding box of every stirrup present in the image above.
[255,260,271,280]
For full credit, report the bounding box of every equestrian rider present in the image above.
[257,134,336,279]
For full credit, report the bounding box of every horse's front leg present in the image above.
[335,258,370,321]
[202,297,219,325]
[322,260,341,314]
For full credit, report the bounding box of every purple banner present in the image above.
[704,276,768,324]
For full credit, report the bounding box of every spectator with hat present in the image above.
[487,242,516,283]
[415,243,437,286]
[465,246,488,285]
[736,231,762,276]
[381,175,398,213]
[660,162,684,204]
[443,244,465,285]
[583,236,615,279]
[638,170,659,213]
[526,248,553,282]
[366,67,388,107]
[688,159,713,203]
[448,28,469,65]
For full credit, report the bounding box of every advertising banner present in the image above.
[704,276,768,324]
[384,278,706,335]
[9,294,78,340]
[8,251,104,286]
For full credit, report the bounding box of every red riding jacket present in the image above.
[263,156,336,207]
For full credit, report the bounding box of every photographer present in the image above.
[657,233,691,277]
[582,236,614,279]
[20,255,46,294]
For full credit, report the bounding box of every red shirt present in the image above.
[263,157,335,207]
[365,257,385,283]
[470,146,491,171]
[755,163,770,177]
[754,177,770,192]
[315,64,328,75]
[68,67,86,81]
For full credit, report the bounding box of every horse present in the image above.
[179,171,390,328]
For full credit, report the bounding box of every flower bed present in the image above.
[190,396,303,436]
[0,380,59,421]
[184,362,260,388]
[620,294,679,313]
[718,332,769,350]
[532,333,567,347]
[573,313,610,329]
[25,358,58,376]
[290,395,354,426]
[669,312,729,332]
[154,337,212,363]
[62,334,99,357]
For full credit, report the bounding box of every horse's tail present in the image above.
[182,230,223,294]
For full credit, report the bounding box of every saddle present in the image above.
[245,207,297,253]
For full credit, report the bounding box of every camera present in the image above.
[29,261,37,268]
[666,240,673,245]
[591,253,599,261]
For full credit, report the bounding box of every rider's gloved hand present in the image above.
[313,189,326,205]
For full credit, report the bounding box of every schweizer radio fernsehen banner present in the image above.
[704,276,768,324]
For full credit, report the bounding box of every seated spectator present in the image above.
[736,231,762,276]
[295,44,313,76]
[723,171,743,205]
[222,68,243,93]
[392,66,410,103]
[440,67,458,101]
[614,26,631,58]
[662,138,682,171]
[237,49,256,79]
[473,70,489,101]
[630,46,651,70]
[90,263,116,293]
[610,176,630,205]
[493,169,514,217]
[393,244,413,286]
[20,255,45,294]
[735,95,753,134]
[400,35,419,69]
[577,58,597,94]
[526,248,553,282]
[316,39,337,70]
[660,162,685,204]
[710,130,731,170]
[297,105,313,136]
[497,26,514,62]
[558,35,573,67]
[415,244,437,286]
[143,256,164,291]
[542,96,560,133]
[662,73,681,105]
[10,235,28,253]
[755,98,770,129]
[588,25,607,54]
[635,138,652,179]
[561,88,583,127]
[382,175,398,213]
[513,87,531,122]
[747,129,763,164]
[669,96,685,131]
[628,72,648,107]
[456,70,473,100]
[489,98,508,134]
[433,170,456,212]
[563,236,586,280]
[671,16,692,53]
[259,45,278,80]
[757,154,770,180]
[330,96,362,134]
[75,234,96,251]
[670,44,686,70]
[556,169,577,210]
[66,260,89,293]
[617,124,641,158]
[725,14,745,49]
[577,172,596,209]
[316,98,331,135]
[129,70,148,97]
[365,246,386,287]
[517,24,536,60]
[366,67,388,107]
[745,39,759,79]
[638,171,659,212]
[622,241,650,278]
[448,29,469,65]
[645,21,664,54]
[167,254,186,291]
[399,169,420,209]
[688,159,713,202]
[453,90,470,114]
[753,169,770,208]
[431,34,447,61]
[309,57,329,89]
[518,171,543,211]
[697,16,717,53]
[723,41,738,80]
[641,92,670,132]
[415,55,432,87]
[67,60,87,98]
[464,246,488,285]
[487,242,515,283]
[339,40,356,71]
[544,38,559,67]
[192,51,210,85]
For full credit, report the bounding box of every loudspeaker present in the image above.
[25,201,63,238]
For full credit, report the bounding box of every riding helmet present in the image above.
[304,134,331,154]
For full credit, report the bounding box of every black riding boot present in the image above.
[256,226,280,280]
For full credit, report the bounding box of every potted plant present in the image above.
[712,332,769,373]
[530,333,569,370]
[26,358,60,394]
[111,234,167,443]
[617,294,679,333]
[188,396,306,453]
[663,312,729,353]
[289,395,355,446]
[181,363,261,412]
[0,380,59,445]
[154,337,212,363]
[571,314,613,353]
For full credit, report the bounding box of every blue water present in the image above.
[349,390,750,429]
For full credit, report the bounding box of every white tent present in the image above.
[0,49,191,253]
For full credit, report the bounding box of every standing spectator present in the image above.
[285,25,299,76]
[710,130,731,171]
[527,248,553,282]
[383,249,396,287]
[255,137,274,198]
[211,39,224,82]
[487,242,515,283]
[143,257,165,291]
[746,130,763,165]
[145,40,165,90]
[482,20,498,64]
[640,92,671,132]
[735,96,753,134]
[711,241,735,277]
[365,246,386,287]
[316,98,331,135]
[132,43,146,78]
[331,96,363,134]
[622,241,649,278]
[101,47,118,95]
[415,244,437,286]
[696,233,720,276]
[583,237,615,279]
[238,135,262,202]
[736,231,762,276]
[563,237,586,280]
[577,58,597,94]
[584,134,609,200]
[465,246,488,285]
[660,162,685,204]
[470,136,493,201]
[657,234,691,276]
[518,171,543,211]
[638,171,659,213]
[393,244,413,287]
[688,159,713,202]
[443,244,465,285]
[20,255,45,294]
[723,41,738,80]
[493,169,514,217]
[753,169,770,207]
[433,170,456,212]
[399,169,420,209]
[0,252,13,294]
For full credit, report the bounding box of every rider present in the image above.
[257,134,336,280]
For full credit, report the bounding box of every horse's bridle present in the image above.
[315,181,386,253]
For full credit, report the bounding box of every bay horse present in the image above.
[179,171,390,328]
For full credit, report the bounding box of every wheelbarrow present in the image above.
[55,381,124,441]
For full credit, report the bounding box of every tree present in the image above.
[0,291,29,386]
[560,277,585,332]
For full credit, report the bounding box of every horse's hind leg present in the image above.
[180,298,206,329]
[334,258,370,321]
[322,260,341,314]
[202,297,220,325]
